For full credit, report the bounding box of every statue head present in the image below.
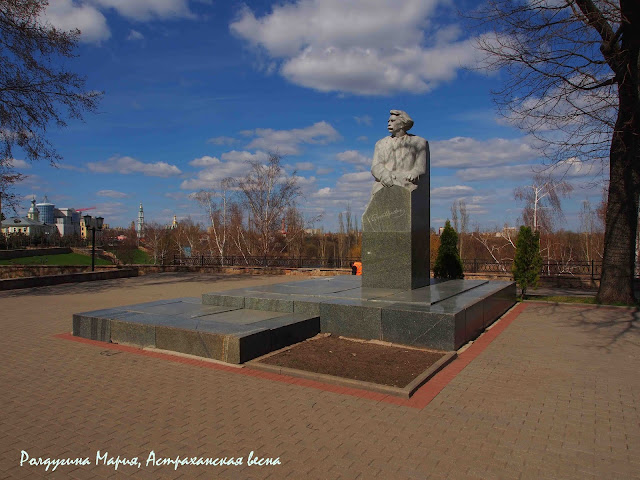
[387,110,414,136]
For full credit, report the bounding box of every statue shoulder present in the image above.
[375,136,392,148]
[407,134,427,144]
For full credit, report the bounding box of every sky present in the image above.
[8,0,608,232]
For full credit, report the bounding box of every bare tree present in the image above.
[514,175,573,232]
[236,153,302,257]
[579,199,605,262]
[0,159,24,219]
[471,0,639,303]
[0,1,101,165]
[451,199,470,257]
[144,222,172,264]
[192,177,234,263]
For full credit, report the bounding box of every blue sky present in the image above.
[9,0,606,231]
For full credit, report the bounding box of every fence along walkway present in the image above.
[172,255,603,278]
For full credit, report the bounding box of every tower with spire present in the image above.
[27,197,39,221]
[137,202,144,238]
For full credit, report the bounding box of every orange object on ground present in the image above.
[353,261,362,275]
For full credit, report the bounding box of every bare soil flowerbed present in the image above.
[258,335,447,388]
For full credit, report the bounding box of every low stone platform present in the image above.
[202,276,516,351]
[72,298,319,364]
[72,276,515,363]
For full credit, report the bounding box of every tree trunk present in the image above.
[597,1,640,304]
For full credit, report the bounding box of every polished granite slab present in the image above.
[202,277,516,351]
[73,298,319,363]
[72,276,516,363]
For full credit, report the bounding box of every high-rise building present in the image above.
[36,195,55,224]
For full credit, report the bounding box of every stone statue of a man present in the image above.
[370,110,429,195]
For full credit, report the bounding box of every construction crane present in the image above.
[75,207,96,212]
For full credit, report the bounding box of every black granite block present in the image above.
[155,326,227,360]
[483,282,516,328]
[72,314,110,342]
[267,317,320,352]
[235,329,273,364]
[110,319,155,347]
[244,295,294,313]
[319,300,383,340]
[380,306,455,351]
[293,298,322,316]
[201,293,245,308]
[464,299,485,343]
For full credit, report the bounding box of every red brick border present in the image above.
[55,303,527,410]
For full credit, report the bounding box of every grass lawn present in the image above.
[0,253,112,266]
[107,248,153,264]
[524,295,597,304]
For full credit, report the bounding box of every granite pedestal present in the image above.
[201,276,515,351]
[72,276,515,363]
[362,183,430,290]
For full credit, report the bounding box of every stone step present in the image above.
[72,297,319,364]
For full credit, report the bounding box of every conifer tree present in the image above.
[512,226,542,299]
[433,220,464,280]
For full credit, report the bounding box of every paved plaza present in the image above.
[0,273,638,479]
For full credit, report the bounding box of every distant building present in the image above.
[1,198,57,238]
[54,208,81,236]
[137,203,144,238]
[36,196,55,224]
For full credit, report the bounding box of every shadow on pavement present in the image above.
[531,303,640,352]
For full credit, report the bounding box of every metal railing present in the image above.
[172,255,360,269]
[462,259,602,278]
[172,255,603,278]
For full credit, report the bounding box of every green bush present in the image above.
[512,226,542,298]
[433,220,464,280]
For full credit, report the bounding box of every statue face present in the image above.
[387,114,405,135]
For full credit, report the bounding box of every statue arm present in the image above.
[371,140,394,186]
[406,139,428,182]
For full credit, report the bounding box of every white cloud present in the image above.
[93,202,126,219]
[316,167,334,175]
[189,155,221,167]
[43,0,110,43]
[207,136,236,146]
[220,150,269,163]
[42,0,196,44]
[431,185,475,198]
[6,158,30,169]
[309,170,373,212]
[127,29,144,41]
[90,0,194,21]
[335,150,370,166]
[244,122,340,155]
[295,162,314,171]
[550,157,601,178]
[97,189,130,198]
[456,164,537,182]
[431,137,539,168]
[354,115,372,126]
[87,155,182,177]
[230,0,483,95]
[357,136,368,142]
[181,157,251,190]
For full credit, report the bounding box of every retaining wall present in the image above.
[0,247,72,260]
[0,268,138,291]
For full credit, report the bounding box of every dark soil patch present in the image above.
[258,335,446,388]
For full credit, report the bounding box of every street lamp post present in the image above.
[83,215,104,272]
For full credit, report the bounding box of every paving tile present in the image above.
[0,274,638,480]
